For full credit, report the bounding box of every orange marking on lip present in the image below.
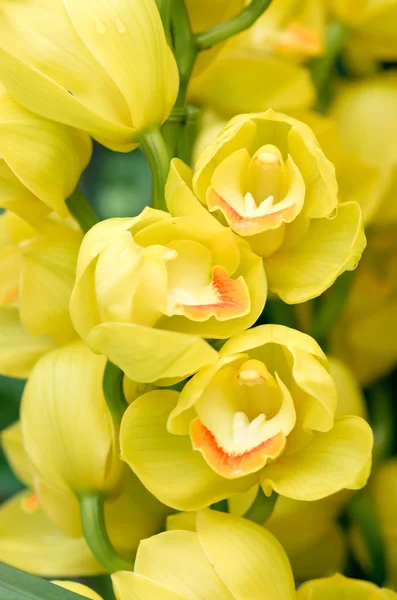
[190,418,285,478]
[0,283,19,306]
[181,266,250,322]
[206,187,295,236]
[207,188,245,222]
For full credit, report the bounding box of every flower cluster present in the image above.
[0,0,396,598]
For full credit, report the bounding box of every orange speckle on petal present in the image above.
[21,493,40,514]
[190,418,285,479]
[0,284,19,306]
[275,22,322,56]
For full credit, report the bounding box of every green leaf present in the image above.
[0,563,85,600]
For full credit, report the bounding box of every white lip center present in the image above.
[244,192,275,218]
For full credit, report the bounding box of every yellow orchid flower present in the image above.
[188,0,322,117]
[168,110,366,304]
[0,0,178,151]
[69,206,266,383]
[19,341,123,535]
[328,0,397,63]
[0,204,82,378]
[329,73,397,228]
[1,380,169,574]
[188,46,315,118]
[112,509,296,600]
[53,581,103,600]
[110,511,397,600]
[0,81,91,216]
[120,324,372,510]
[240,0,326,62]
[297,574,397,599]
[331,225,397,386]
[166,354,366,579]
[168,491,348,583]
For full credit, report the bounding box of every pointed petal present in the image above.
[166,158,220,224]
[264,201,366,303]
[196,510,295,600]
[189,52,315,118]
[88,323,217,383]
[53,582,103,600]
[261,416,373,501]
[289,348,337,432]
[221,323,326,363]
[135,530,233,600]
[120,391,256,510]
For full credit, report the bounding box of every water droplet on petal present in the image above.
[95,18,107,35]
[116,18,127,33]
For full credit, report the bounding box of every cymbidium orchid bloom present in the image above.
[167,110,366,304]
[109,511,396,600]
[18,342,123,536]
[329,73,397,227]
[0,81,91,216]
[120,324,372,511]
[188,0,319,118]
[331,225,397,385]
[239,0,326,62]
[112,510,297,600]
[166,354,366,580]
[0,0,178,151]
[69,207,266,383]
[0,203,82,378]
[0,348,169,574]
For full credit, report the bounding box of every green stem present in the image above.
[309,21,350,112]
[80,493,134,573]
[346,492,386,586]
[171,0,198,106]
[65,187,99,233]
[244,488,278,524]
[140,128,171,210]
[103,361,129,426]
[195,0,273,51]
